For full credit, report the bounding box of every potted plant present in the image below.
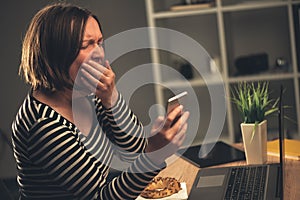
[231,81,279,164]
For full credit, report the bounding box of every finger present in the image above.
[81,62,102,82]
[151,116,165,134]
[80,67,107,92]
[171,111,190,130]
[88,60,107,73]
[177,122,188,139]
[80,75,97,93]
[164,105,183,128]
[80,68,99,88]
[105,60,111,69]
[171,111,189,129]
[172,122,188,144]
[101,60,114,77]
[165,111,189,142]
[97,73,111,86]
[155,116,165,124]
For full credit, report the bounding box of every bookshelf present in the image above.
[145,0,300,145]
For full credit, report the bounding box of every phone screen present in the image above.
[166,91,187,114]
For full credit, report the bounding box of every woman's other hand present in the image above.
[80,59,118,108]
[145,105,190,165]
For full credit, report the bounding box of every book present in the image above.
[267,139,300,160]
[170,3,214,12]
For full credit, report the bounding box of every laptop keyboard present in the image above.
[224,166,267,200]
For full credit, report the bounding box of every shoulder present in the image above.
[12,93,75,136]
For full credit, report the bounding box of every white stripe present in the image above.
[29,121,68,152]
[111,178,123,199]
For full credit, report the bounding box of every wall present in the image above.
[0,0,155,178]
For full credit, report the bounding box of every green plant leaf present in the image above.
[230,81,293,141]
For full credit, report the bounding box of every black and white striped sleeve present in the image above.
[96,93,148,162]
[28,117,164,200]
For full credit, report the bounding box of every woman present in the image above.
[12,3,189,199]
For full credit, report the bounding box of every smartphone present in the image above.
[166,91,188,114]
[166,91,187,126]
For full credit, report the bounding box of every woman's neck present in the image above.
[32,88,73,109]
[32,88,94,136]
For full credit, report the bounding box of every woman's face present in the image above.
[69,16,104,89]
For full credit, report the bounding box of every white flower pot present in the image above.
[240,120,267,165]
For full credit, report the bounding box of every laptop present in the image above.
[188,86,285,200]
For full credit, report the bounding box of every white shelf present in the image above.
[162,74,225,88]
[221,1,288,12]
[228,72,295,83]
[153,8,217,19]
[145,0,300,144]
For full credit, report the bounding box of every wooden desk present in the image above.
[158,144,300,199]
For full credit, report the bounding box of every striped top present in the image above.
[12,92,164,199]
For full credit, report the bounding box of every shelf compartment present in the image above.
[154,14,221,82]
[223,6,292,77]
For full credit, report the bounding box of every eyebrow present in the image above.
[82,36,103,42]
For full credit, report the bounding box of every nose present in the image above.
[90,45,105,64]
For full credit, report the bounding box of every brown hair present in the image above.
[19,3,101,92]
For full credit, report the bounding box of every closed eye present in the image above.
[81,39,95,50]
[81,38,104,50]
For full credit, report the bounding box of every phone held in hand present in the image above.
[166,91,188,114]
[166,91,187,126]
